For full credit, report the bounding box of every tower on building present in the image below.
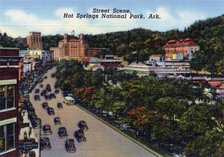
[27,32,43,50]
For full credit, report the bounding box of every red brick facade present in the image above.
[50,33,102,60]
[0,48,20,157]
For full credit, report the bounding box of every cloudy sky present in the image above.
[0,0,223,37]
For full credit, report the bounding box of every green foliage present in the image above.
[56,60,224,155]
[0,33,27,49]
[42,34,64,50]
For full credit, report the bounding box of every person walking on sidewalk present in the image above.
[28,127,32,138]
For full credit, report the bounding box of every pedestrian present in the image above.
[24,131,28,141]
[22,110,26,116]
[28,127,32,138]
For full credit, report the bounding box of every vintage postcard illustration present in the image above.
[0,0,223,157]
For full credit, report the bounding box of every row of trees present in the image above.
[56,60,224,156]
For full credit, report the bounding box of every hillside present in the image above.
[0,14,223,73]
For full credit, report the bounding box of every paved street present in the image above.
[29,67,157,157]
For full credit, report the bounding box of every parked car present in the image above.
[54,117,61,125]
[65,139,76,153]
[120,124,133,131]
[28,113,37,121]
[42,102,49,110]
[78,120,89,131]
[34,89,40,93]
[54,83,59,89]
[31,118,40,129]
[58,127,68,138]
[40,137,51,150]
[40,84,44,88]
[57,102,63,109]
[47,107,55,115]
[43,125,53,135]
[74,129,86,142]
[38,78,43,83]
[27,107,35,115]
[34,95,40,101]
[54,89,59,94]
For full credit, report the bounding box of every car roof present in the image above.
[43,124,50,127]
[66,139,74,143]
[42,137,50,141]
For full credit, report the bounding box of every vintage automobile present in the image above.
[65,139,76,153]
[34,95,40,101]
[42,102,49,110]
[54,83,59,89]
[54,117,61,125]
[46,84,52,92]
[41,90,47,96]
[50,93,56,99]
[40,137,51,150]
[34,89,40,93]
[57,102,63,109]
[54,89,59,94]
[74,129,86,143]
[47,107,55,115]
[42,124,53,135]
[40,84,44,88]
[58,127,68,138]
[78,120,89,131]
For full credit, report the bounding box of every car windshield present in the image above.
[60,128,66,132]
[44,126,50,129]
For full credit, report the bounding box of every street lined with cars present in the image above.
[29,67,157,157]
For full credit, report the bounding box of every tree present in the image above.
[75,86,96,106]
[127,106,150,130]
[184,130,224,157]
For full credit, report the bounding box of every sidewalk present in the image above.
[19,110,40,157]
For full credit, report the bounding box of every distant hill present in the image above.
[84,14,224,73]
[0,14,223,73]
[185,14,224,73]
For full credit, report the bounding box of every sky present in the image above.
[0,0,223,37]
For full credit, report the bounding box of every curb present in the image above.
[76,104,163,157]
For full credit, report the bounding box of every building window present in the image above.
[0,85,15,110]
[0,123,15,153]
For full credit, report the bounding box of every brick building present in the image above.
[27,32,43,50]
[50,33,102,60]
[0,47,22,157]
[163,38,200,61]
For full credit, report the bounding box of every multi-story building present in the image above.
[50,33,102,60]
[0,47,21,157]
[27,32,43,50]
[163,38,200,61]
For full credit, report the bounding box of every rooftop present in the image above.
[164,38,199,48]
[0,47,20,50]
